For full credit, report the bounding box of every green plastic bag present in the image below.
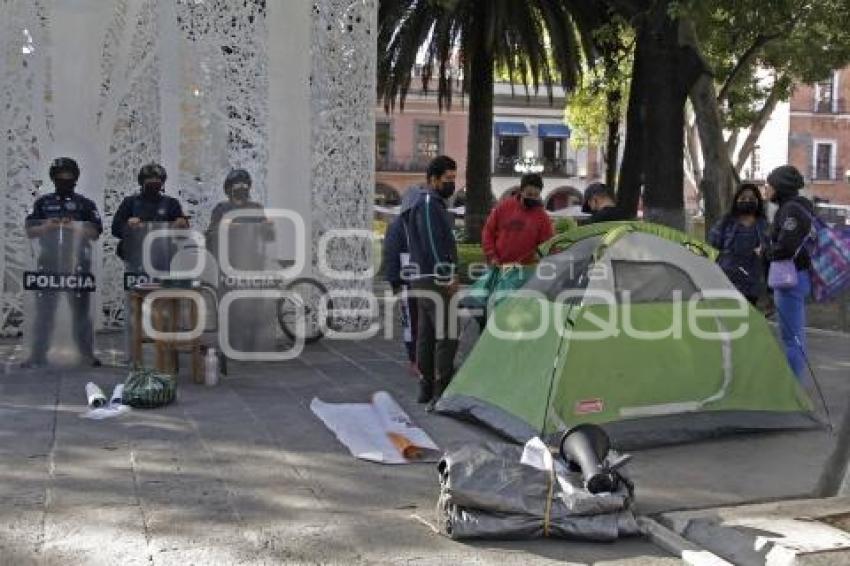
[123,367,177,409]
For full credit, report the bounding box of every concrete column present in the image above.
[266,1,312,269]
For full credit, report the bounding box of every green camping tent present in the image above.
[437,222,817,449]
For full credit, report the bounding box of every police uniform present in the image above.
[25,193,103,363]
[206,200,273,272]
[111,192,186,271]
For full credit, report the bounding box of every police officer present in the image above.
[24,157,103,367]
[111,163,189,268]
[206,170,275,356]
[112,163,189,360]
[206,169,273,262]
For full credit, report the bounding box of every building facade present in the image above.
[375,73,468,205]
[375,71,601,210]
[491,81,601,209]
[789,67,850,203]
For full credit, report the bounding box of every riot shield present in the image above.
[213,219,279,355]
[121,221,181,289]
[22,220,100,367]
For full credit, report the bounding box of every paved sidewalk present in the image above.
[1,329,848,565]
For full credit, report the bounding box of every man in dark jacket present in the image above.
[766,165,814,379]
[582,182,630,224]
[383,187,423,372]
[111,162,189,270]
[406,155,459,406]
[112,163,188,361]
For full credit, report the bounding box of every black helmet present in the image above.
[223,169,252,196]
[49,157,80,181]
[138,162,167,186]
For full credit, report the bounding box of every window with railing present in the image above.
[415,124,441,161]
[746,145,762,179]
[815,74,836,113]
[542,138,565,162]
[375,122,391,165]
[813,142,838,180]
[494,136,521,174]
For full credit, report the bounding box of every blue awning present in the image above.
[538,123,572,139]
[494,121,530,137]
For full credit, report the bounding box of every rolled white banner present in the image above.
[85,382,107,408]
[110,384,124,406]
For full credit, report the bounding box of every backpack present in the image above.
[792,203,850,302]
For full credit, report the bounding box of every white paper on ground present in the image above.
[372,392,440,455]
[80,404,131,420]
[310,391,439,464]
[110,384,124,406]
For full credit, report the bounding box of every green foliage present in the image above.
[378,1,608,112]
[687,0,850,129]
[565,83,611,148]
[564,20,632,149]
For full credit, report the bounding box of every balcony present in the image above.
[814,98,848,114]
[494,156,578,177]
[376,155,433,173]
[810,165,848,182]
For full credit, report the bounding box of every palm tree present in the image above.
[378,0,604,243]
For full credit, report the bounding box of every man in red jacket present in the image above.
[483,173,554,266]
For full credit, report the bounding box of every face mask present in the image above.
[54,178,76,196]
[142,181,163,199]
[231,186,251,202]
[736,201,758,215]
[437,181,455,199]
[523,198,542,209]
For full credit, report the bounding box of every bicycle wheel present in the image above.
[277,278,332,344]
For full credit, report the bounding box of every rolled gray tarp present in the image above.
[436,442,639,541]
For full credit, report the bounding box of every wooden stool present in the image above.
[129,288,205,383]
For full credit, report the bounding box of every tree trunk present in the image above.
[618,8,702,230]
[725,128,740,160]
[690,73,737,236]
[463,15,494,245]
[734,79,785,174]
[616,29,646,218]
[685,116,702,188]
[605,90,621,189]
[603,49,622,190]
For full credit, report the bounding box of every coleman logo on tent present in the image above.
[575,398,605,415]
[24,272,96,292]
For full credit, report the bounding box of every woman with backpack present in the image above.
[765,165,814,380]
[708,183,770,306]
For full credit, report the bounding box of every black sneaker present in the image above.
[417,380,434,404]
[90,358,102,368]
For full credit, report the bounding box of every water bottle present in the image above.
[205,348,219,387]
